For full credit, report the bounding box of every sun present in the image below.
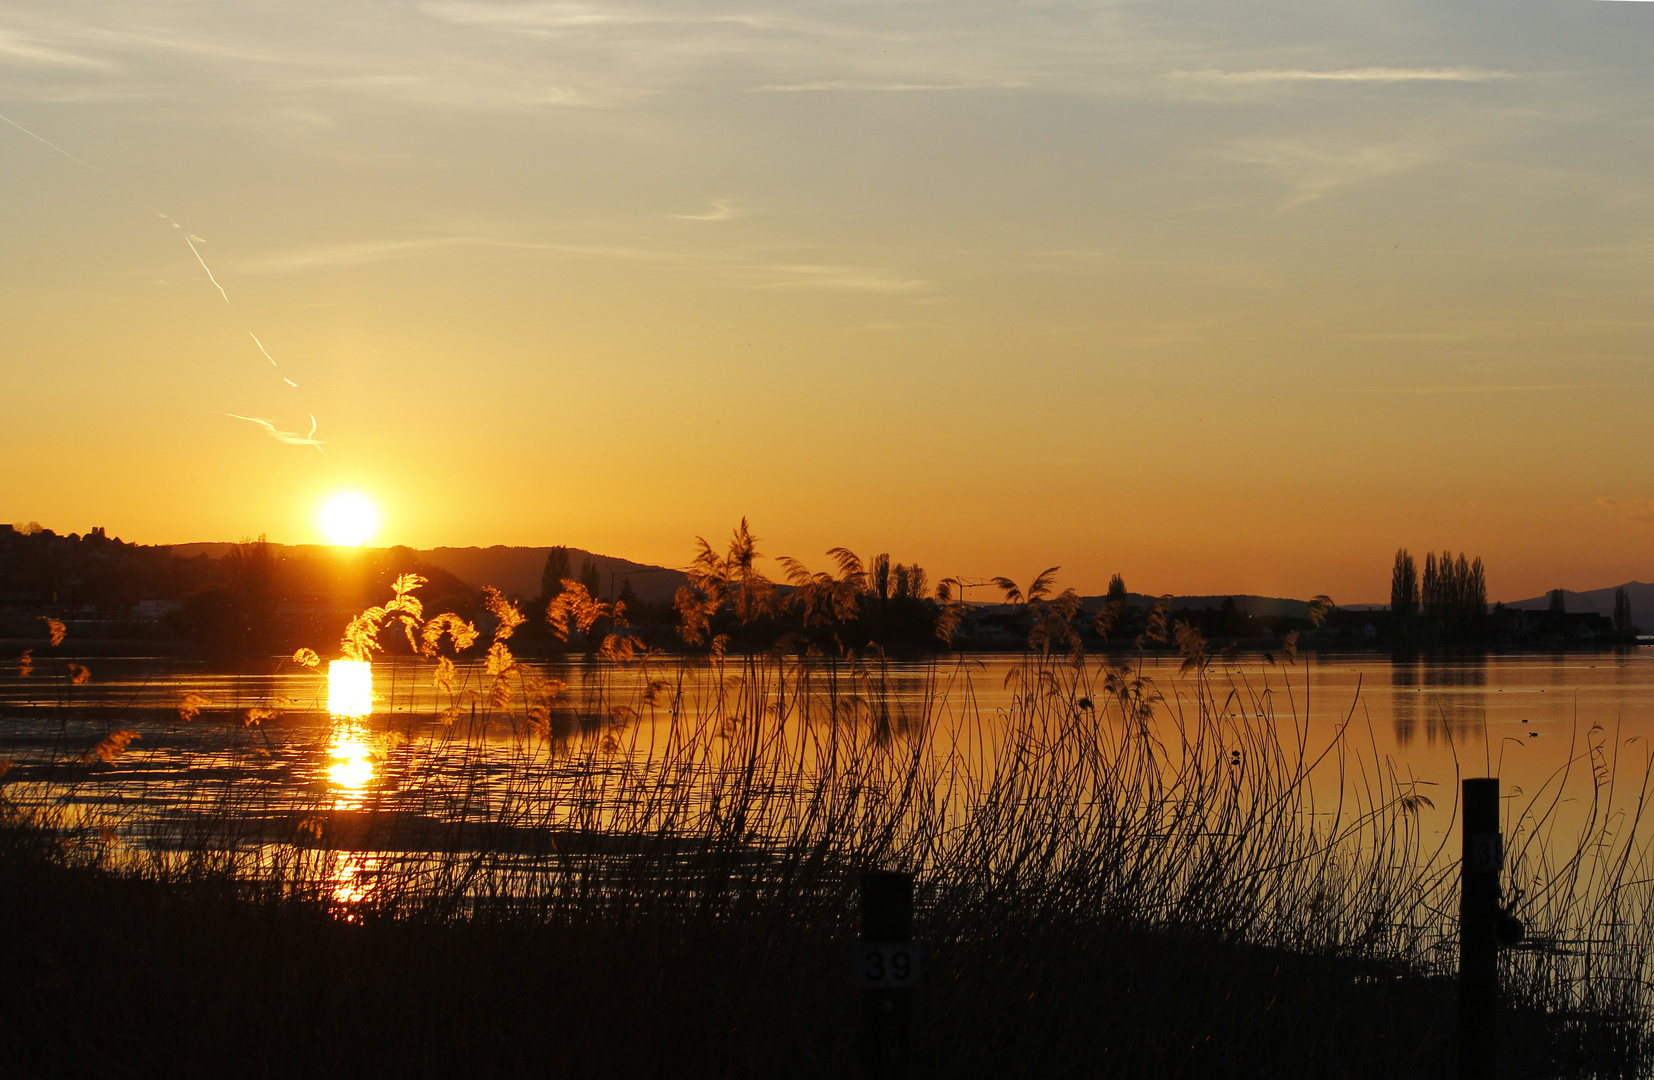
[317,491,381,547]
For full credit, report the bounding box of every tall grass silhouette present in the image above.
[0,524,1649,1077]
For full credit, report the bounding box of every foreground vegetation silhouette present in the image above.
[1,523,1650,1078]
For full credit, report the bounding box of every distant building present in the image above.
[1486,606,1621,645]
[136,600,182,621]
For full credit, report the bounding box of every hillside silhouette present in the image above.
[1506,582,1654,635]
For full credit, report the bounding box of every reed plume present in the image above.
[482,586,524,641]
[545,580,607,643]
[420,613,479,657]
[77,730,139,766]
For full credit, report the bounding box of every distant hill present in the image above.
[418,547,686,603]
[168,542,688,603]
[166,545,1317,616]
[1120,593,1309,617]
[1042,593,1308,616]
[972,588,1309,615]
[1506,581,1654,632]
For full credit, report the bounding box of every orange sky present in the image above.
[4,0,1654,603]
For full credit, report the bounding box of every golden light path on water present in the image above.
[326,660,376,792]
[6,651,1653,915]
[325,659,378,913]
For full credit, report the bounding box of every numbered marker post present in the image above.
[853,943,923,989]
[859,871,918,1080]
[1460,777,1501,1080]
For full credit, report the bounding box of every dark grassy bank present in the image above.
[3,569,1651,1078]
[0,836,1452,1080]
[3,831,1636,1080]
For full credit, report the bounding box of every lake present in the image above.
[3,648,1649,892]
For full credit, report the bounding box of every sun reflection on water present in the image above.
[325,659,376,800]
[329,853,380,921]
[327,722,376,793]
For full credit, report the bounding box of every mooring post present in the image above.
[1460,777,1502,1080]
[858,870,918,1080]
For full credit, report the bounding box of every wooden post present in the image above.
[1460,777,1502,1080]
[860,871,915,1080]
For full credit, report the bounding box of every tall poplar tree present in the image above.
[1614,587,1635,634]
[1390,548,1418,623]
[1419,549,1486,641]
[540,546,570,604]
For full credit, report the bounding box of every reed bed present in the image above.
[2,632,1651,1076]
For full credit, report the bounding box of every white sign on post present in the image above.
[852,943,923,989]
[1469,832,1503,873]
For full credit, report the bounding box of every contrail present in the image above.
[2,110,234,310]
[0,110,225,308]
[0,111,102,173]
[184,233,231,307]
[249,332,277,365]
[2,108,329,454]
[227,413,327,455]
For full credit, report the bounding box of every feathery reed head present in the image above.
[483,586,525,641]
[79,729,140,766]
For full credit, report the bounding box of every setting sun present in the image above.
[317,492,381,547]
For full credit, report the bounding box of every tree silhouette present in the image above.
[1390,549,1418,624]
[869,554,892,604]
[1421,550,1486,642]
[1093,573,1130,639]
[1614,587,1635,635]
[1548,589,1566,614]
[540,547,570,604]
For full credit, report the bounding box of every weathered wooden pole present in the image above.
[1460,777,1502,1080]
[858,871,918,1080]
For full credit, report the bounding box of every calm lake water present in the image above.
[3,649,1650,878]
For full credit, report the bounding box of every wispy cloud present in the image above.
[232,235,739,273]
[1597,497,1654,524]
[670,198,742,222]
[418,3,662,29]
[752,81,1015,93]
[755,264,930,293]
[1225,138,1441,204]
[233,237,493,274]
[1173,67,1510,85]
[233,233,933,295]
[0,28,113,68]
[0,0,1548,120]
[227,413,326,452]
[1341,383,1621,394]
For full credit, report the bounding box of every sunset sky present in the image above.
[3,0,1654,602]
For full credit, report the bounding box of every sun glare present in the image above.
[327,659,374,717]
[318,491,381,547]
